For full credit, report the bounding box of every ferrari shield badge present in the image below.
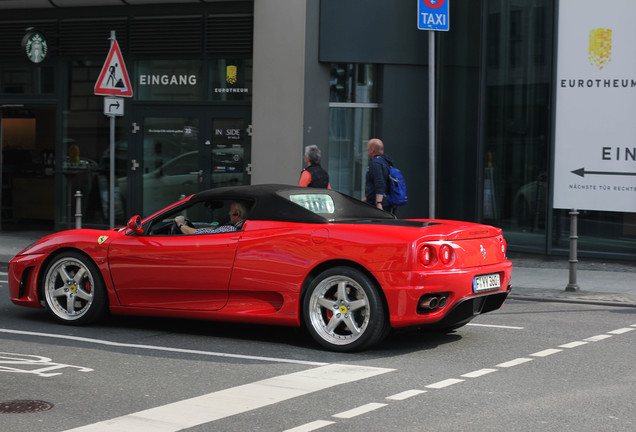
[98,235,108,245]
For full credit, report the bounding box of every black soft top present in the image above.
[189,184,395,223]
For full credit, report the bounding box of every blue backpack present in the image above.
[381,159,408,207]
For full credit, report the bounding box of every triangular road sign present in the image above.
[94,40,133,97]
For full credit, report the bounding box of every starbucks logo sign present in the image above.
[22,30,48,64]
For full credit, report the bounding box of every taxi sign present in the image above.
[94,40,133,97]
[418,0,450,31]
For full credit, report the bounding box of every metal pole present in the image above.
[109,30,116,229]
[74,190,82,229]
[109,114,115,228]
[565,209,580,291]
[428,31,436,219]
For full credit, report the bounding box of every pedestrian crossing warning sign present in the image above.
[94,40,133,97]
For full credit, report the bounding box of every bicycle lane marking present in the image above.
[0,352,93,377]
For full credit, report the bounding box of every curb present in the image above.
[508,294,636,308]
[508,285,636,308]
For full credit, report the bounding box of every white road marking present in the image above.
[531,349,562,357]
[0,271,8,275]
[332,403,387,419]
[559,341,588,348]
[0,328,326,366]
[283,420,336,432]
[608,328,634,335]
[496,358,533,368]
[461,368,497,378]
[584,334,612,342]
[0,352,92,377]
[386,389,427,400]
[0,280,8,284]
[425,378,464,389]
[64,364,393,432]
[295,325,635,431]
[467,323,524,330]
[6,314,630,432]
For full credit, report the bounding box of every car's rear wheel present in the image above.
[303,266,387,352]
[42,252,107,325]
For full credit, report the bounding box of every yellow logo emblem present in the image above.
[339,305,348,314]
[589,28,612,70]
[226,65,237,85]
[98,235,108,245]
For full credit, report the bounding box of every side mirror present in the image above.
[127,215,144,235]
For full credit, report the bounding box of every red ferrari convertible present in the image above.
[8,184,512,352]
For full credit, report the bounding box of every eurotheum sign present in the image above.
[554,0,636,213]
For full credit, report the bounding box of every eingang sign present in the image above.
[553,0,636,213]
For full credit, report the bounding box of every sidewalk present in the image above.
[508,252,636,308]
[1,231,635,307]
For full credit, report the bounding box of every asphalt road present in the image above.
[1,264,634,432]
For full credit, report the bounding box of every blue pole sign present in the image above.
[418,0,450,31]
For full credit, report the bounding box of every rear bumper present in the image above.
[424,290,510,330]
[379,260,512,328]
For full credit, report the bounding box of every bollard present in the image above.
[74,190,83,229]
[565,209,580,291]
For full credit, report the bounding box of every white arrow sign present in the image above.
[104,97,124,117]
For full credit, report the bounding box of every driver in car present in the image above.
[174,201,247,234]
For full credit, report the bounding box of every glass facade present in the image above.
[1,64,55,94]
[65,60,127,227]
[481,1,554,251]
[0,1,633,259]
[479,0,634,257]
[328,64,378,198]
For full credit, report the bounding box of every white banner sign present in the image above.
[553,0,636,212]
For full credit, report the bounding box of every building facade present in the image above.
[0,0,634,260]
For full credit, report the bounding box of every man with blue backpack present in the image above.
[363,138,408,214]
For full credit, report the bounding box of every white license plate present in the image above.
[473,273,501,292]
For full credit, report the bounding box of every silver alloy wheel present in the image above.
[43,256,96,321]
[307,274,370,346]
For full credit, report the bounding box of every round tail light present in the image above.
[439,244,454,265]
[419,245,433,266]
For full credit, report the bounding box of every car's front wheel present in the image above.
[42,252,107,325]
[303,266,388,352]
